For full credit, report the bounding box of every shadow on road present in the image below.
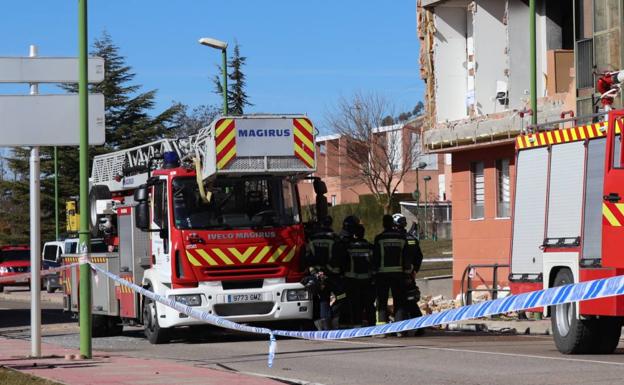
[0,307,73,329]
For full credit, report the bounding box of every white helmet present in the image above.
[392,213,406,227]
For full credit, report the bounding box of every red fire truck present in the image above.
[63,115,325,343]
[509,109,624,354]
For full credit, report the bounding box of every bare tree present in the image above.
[326,92,418,214]
[171,103,220,137]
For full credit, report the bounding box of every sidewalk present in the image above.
[0,337,281,385]
[0,288,64,305]
[450,319,551,335]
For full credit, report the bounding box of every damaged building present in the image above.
[417,0,621,294]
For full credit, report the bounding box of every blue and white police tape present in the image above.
[88,262,624,367]
[0,263,80,284]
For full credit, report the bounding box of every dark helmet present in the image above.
[382,214,395,230]
[342,215,360,233]
[320,215,333,228]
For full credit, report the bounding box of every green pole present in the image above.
[54,146,59,241]
[78,0,92,359]
[530,0,537,125]
[222,48,228,115]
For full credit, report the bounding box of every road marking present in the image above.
[409,345,624,366]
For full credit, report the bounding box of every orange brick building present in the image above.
[300,118,451,218]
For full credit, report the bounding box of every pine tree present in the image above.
[0,32,184,244]
[213,42,252,115]
[62,32,182,150]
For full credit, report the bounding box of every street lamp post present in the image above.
[412,162,427,238]
[414,161,427,203]
[198,37,228,115]
[423,175,432,239]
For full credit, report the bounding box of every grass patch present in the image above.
[0,368,62,385]
[416,261,452,278]
[419,239,452,257]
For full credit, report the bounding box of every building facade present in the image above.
[300,118,451,231]
[418,0,620,294]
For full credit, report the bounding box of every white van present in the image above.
[41,241,64,293]
[41,238,109,293]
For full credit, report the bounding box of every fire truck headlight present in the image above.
[285,289,309,301]
[172,294,202,307]
[0,266,8,274]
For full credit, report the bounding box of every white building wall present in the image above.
[433,6,468,123]
[473,0,508,115]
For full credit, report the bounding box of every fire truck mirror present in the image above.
[135,201,150,231]
[134,185,148,202]
[315,194,328,221]
[313,178,327,195]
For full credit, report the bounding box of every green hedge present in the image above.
[304,193,411,241]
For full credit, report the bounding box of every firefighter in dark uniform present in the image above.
[373,214,413,328]
[394,214,425,335]
[324,216,358,327]
[344,223,375,327]
[304,216,348,330]
[304,216,337,330]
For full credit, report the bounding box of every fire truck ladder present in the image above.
[90,135,201,190]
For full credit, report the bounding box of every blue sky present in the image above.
[1,1,423,133]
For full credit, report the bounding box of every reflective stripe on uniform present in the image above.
[378,238,406,273]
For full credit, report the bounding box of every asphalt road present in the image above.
[3,297,624,385]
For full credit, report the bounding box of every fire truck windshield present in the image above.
[0,249,30,262]
[172,177,300,230]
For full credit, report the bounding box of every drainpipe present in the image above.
[530,0,537,125]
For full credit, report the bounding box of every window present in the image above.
[612,133,622,169]
[497,159,511,218]
[43,245,59,262]
[0,249,29,262]
[471,162,484,219]
[171,177,300,230]
[331,195,337,206]
[153,182,167,229]
[319,143,327,155]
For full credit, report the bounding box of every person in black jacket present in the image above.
[394,214,425,335]
[344,224,375,327]
[373,215,413,327]
[305,216,339,330]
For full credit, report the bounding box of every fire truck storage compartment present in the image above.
[511,147,548,275]
[546,141,584,241]
[118,206,150,280]
[511,136,610,277]
[66,253,120,315]
[582,138,607,261]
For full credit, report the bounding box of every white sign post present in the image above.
[0,46,105,358]
[28,45,42,358]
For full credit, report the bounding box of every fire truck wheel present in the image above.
[106,317,124,336]
[590,317,623,354]
[551,269,596,354]
[0,285,4,293]
[142,294,170,344]
[89,185,111,237]
[45,280,57,293]
[92,315,110,337]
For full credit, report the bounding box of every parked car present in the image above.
[0,245,30,292]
